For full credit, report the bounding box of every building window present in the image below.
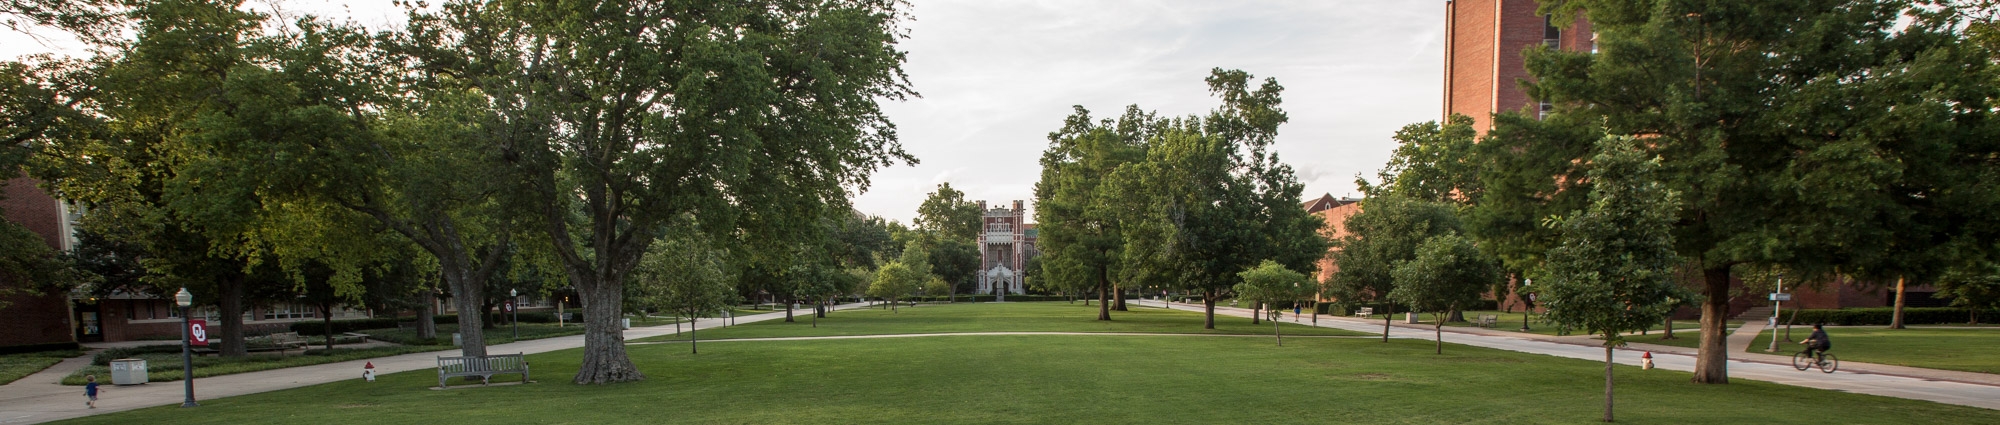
[1539,101,1554,120]
[1543,15,1562,47]
[262,303,318,320]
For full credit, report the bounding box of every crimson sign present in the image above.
[188,319,209,346]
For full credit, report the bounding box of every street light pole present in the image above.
[510,289,519,341]
[1768,274,1784,352]
[1519,279,1532,332]
[175,287,198,408]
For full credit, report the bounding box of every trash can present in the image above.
[621,318,631,329]
[109,358,147,385]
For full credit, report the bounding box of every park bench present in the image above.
[243,332,309,353]
[437,353,530,388]
[1473,314,1499,328]
[1355,307,1374,318]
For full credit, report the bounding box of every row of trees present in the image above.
[1033,69,1330,328]
[1,0,917,384]
[1330,1,2000,421]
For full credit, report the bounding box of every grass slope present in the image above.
[0,350,80,385]
[639,301,1370,342]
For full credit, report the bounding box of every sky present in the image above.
[2,0,1448,225]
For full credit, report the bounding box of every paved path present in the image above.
[0,303,872,425]
[1134,299,2000,410]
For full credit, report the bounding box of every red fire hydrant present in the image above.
[1641,352,1655,370]
[363,362,377,382]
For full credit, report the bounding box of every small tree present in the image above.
[1388,234,1501,354]
[867,262,921,313]
[1235,260,1312,346]
[1938,262,2000,324]
[1538,136,1684,423]
[636,228,738,354]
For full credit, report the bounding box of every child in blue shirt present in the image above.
[84,375,100,408]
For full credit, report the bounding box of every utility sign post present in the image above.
[1769,293,1792,301]
[188,320,209,346]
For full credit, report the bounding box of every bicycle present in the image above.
[1792,350,1839,373]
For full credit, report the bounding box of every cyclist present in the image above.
[1800,323,1832,364]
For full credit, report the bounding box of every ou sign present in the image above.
[188,319,210,346]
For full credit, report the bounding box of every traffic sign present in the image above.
[188,319,209,346]
[1769,293,1792,301]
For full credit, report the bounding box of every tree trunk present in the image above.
[1203,290,1217,330]
[322,304,335,350]
[1692,266,1731,384]
[1890,276,1907,329]
[573,280,642,384]
[1113,286,1127,311]
[481,301,499,330]
[1382,303,1394,343]
[1252,302,1261,325]
[689,316,697,354]
[1447,309,1465,323]
[1435,314,1443,354]
[1783,307,1799,342]
[1097,269,1111,321]
[1274,312,1282,346]
[219,275,248,357]
[446,269,489,358]
[785,296,794,322]
[1662,314,1676,340]
[1603,344,1615,423]
[417,291,438,340]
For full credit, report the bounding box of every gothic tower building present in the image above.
[975,200,1037,297]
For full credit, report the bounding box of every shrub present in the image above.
[1785,308,1995,326]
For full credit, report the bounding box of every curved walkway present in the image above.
[1134,299,2000,411]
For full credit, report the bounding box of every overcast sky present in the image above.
[3,0,1447,225]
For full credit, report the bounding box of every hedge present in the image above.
[1783,307,1996,326]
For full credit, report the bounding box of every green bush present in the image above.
[1786,308,1995,326]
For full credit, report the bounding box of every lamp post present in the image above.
[1768,273,1785,352]
[1519,279,1533,333]
[510,289,519,341]
[175,288,198,408]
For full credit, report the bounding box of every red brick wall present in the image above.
[1445,1,1591,134]
[1,176,75,347]
[1313,202,1362,300]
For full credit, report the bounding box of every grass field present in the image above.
[1742,326,2000,374]
[639,301,1370,342]
[0,350,81,385]
[56,332,2000,423]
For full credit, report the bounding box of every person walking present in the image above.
[84,375,101,409]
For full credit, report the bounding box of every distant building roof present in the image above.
[1302,193,1361,214]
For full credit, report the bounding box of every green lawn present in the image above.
[638,301,1370,342]
[58,330,2000,424]
[1742,326,2000,374]
[0,350,81,385]
[1379,311,1730,339]
[59,344,445,386]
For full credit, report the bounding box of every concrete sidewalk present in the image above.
[0,302,873,425]
[1137,299,2000,410]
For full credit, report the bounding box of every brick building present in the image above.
[0,176,79,349]
[1443,0,1592,134]
[1305,193,1363,295]
[975,200,1037,297]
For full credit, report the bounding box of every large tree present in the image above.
[416,0,916,384]
[1521,0,1990,383]
[915,183,983,242]
[1119,69,1326,329]
[1035,105,1150,321]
